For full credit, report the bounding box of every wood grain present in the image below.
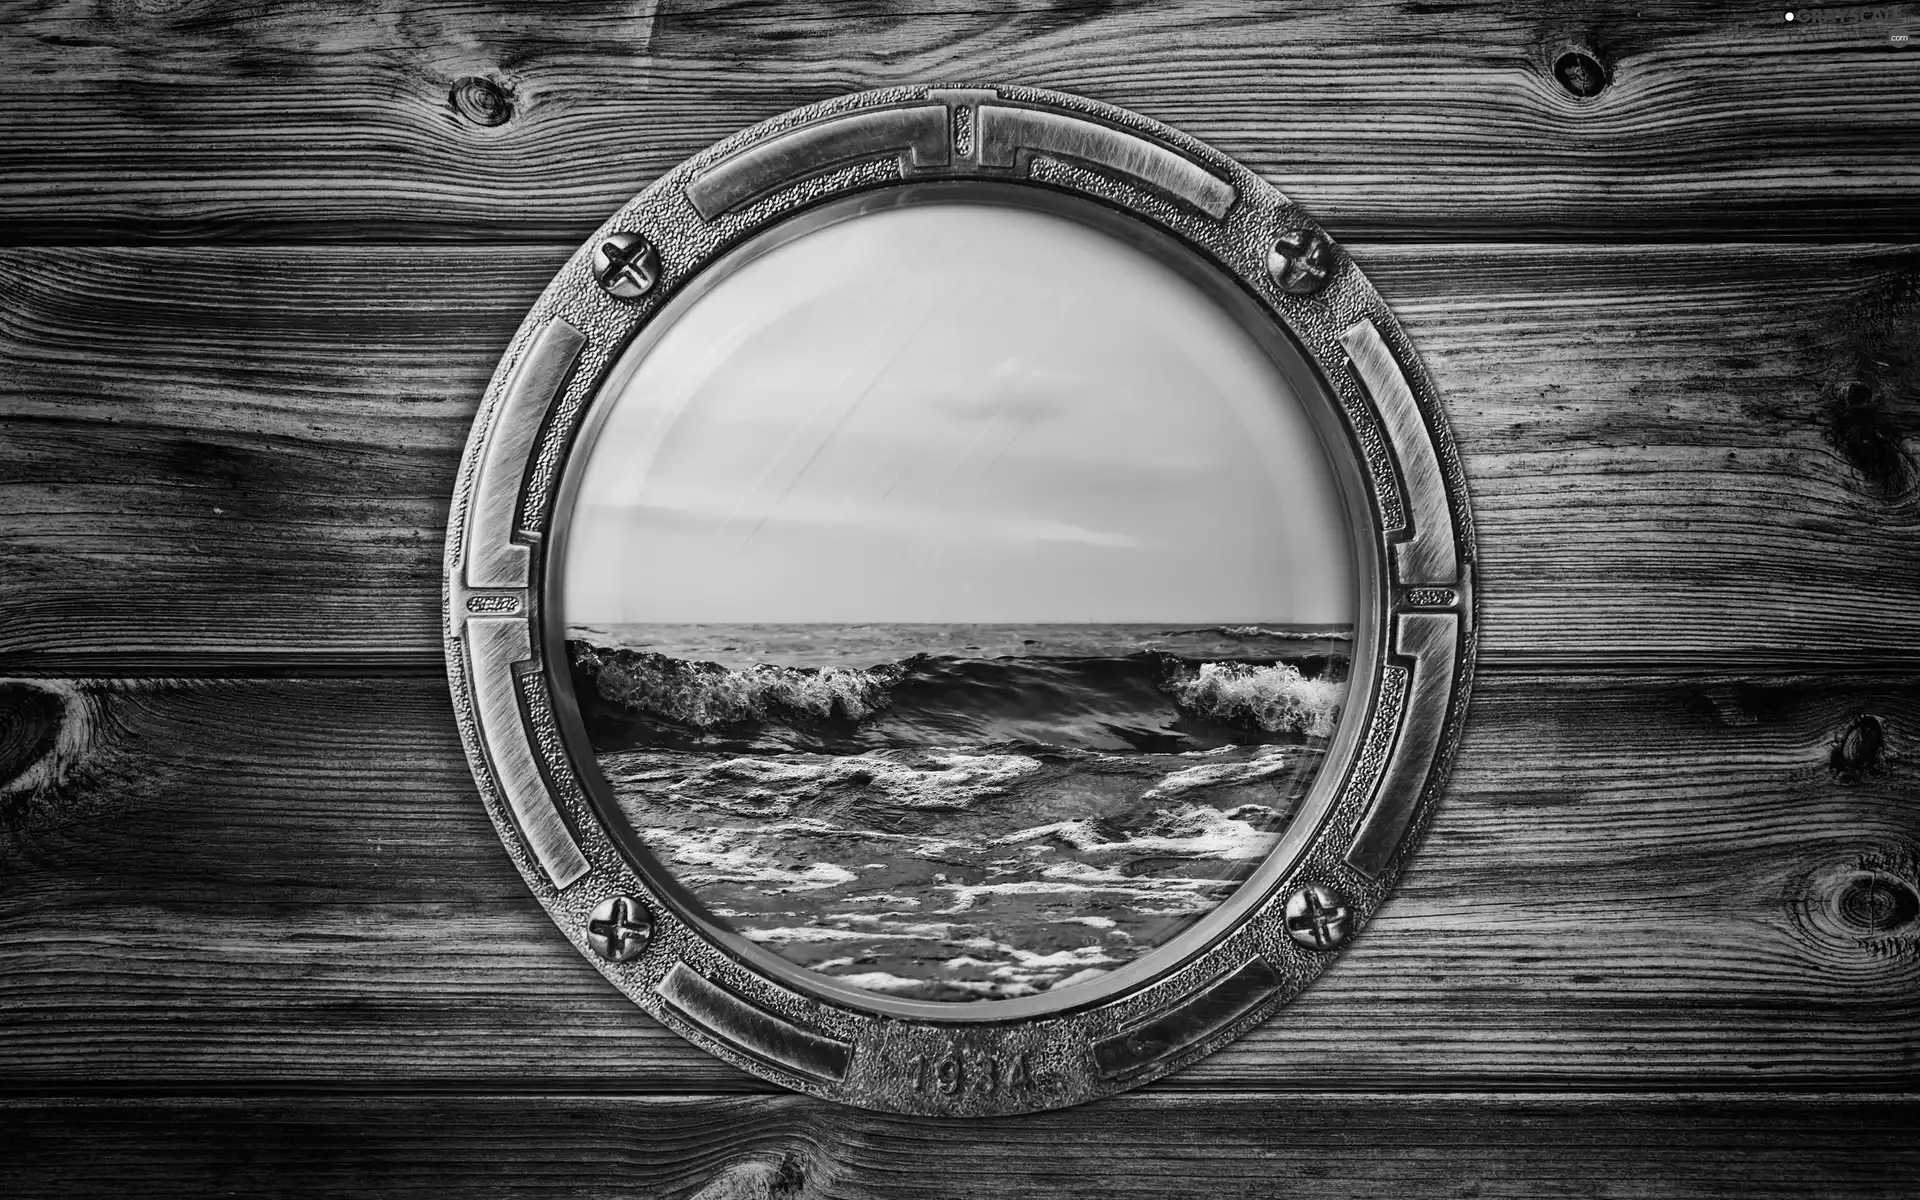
[2,1,1918,244]
[3,1092,1917,1199]
[1,241,1915,672]
[2,671,1914,1090]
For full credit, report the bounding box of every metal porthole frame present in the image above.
[443,84,1476,1116]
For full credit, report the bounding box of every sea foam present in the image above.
[1164,660,1344,737]
[574,642,902,728]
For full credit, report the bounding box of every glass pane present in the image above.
[559,198,1357,1003]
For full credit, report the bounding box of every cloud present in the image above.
[591,485,1143,551]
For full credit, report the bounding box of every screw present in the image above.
[593,232,662,300]
[1283,884,1353,951]
[586,894,653,963]
[1267,229,1336,297]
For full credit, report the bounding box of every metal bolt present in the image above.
[1267,229,1336,297]
[592,232,661,300]
[1283,884,1353,951]
[586,895,653,963]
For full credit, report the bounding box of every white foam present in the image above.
[584,647,901,728]
[689,749,1043,810]
[1167,661,1344,737]
[831,971,1040,999]
[1141,754,1296,801]
[932,863,1234,914]
[640,827,859,891]
[1050,967,1111,990]
[992,804,1281,860]
[739,921,956,944]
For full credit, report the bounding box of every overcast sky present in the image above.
[561,202,1354,626]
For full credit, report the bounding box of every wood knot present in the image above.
[450,76,513,128]
[1836,871,1920,936]
[1831,713,1886,779]
[1826,379,1915,496]
[1552,49,1610,98]
[1795,848,1920,962]
[0,682,65,798]
[687,1151,808,1200]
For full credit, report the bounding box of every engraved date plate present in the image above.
[445,85,1476,1115]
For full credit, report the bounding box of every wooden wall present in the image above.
[3,2,1917,1195]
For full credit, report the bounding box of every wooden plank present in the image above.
[2,242,1914,670]
[1,671,1914,1089]
[2,1,1918,244]
[3,1092,1916,1199]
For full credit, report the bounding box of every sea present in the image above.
[566,623,1351,1003]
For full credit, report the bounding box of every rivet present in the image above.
[1283,884,1353,951]
[592,232,662,300]
[587,895,653,963]
[1267,229,1336,297]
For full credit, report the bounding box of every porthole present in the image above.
[445,85,1475,1115]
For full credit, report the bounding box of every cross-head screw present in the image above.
[1267,228,1336,297]
[592,232,661,300]
[587,894,653,963]
[1282,883,1353,951]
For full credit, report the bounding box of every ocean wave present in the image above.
[1210,624,1353,641]
[609,748,1046,815]
[641,827,860,892]
[833,971,1031,999]
[573,642,903,729]
[1163,661,1343,738]
[995,802,1283,859]
[1140,752,1295,801]
[574,636,1350,755]
[740,921,959,944]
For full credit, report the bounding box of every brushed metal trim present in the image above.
[976,104,1236,218]
[657,962,853,1084]
[464,320,585,590]
[1092,957,1281,1079]
[1342,318,1458,586]
[686,105,950,220]
[1346,612,1458,879]
[466,616,590,888]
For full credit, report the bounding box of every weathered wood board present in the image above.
[2,0,1916,1195]
[2,671,1917,1089]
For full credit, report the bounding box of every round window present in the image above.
[447,86,1473,1115]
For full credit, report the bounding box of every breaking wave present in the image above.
[572,642,903,729]
[570,640,1346,755]
[1161,661,1345,738]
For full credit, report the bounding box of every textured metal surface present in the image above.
[1348,613,1461,880]
[1342,317,1460,588]
[444,84,1478,1116]
[1093,958,1282,1080]
[973,103,1236,217]
[687,104,949,219]
[462,320,584,590]
[463,617,589,889]
[657,963,854,1084]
